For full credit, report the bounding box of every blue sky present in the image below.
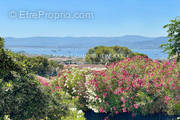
[0,0,180,37]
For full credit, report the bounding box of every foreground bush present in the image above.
[55,56,180,118]
[0,47,68,120]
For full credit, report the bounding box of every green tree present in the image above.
[0,37,4,48]
[10,53,61,77]
[85,46,147,64]
[161,17,180,62]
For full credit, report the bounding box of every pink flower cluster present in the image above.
[88,56,179,115]
[52,56,179,116]
[38,76,49,86]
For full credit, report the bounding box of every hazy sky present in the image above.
[0,0,180,37]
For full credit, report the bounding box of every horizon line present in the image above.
[4,35,166,39]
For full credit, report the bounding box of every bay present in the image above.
[8,47,168,59]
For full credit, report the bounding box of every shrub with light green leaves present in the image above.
[52,67,93,110]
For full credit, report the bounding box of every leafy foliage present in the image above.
[45,80,86,120]
[61,109,85,120]
[0,38,68,120]
[161,17,180,62]
[11,53,63,77]
[41,89,69,120]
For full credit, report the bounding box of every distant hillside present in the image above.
[5,35,167,49]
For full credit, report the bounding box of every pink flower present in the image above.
[112,71,116,75]
[113,106,117,111]
[97,88,100,92]
[99,107,105,113]
[154,83,159,88]
[157,89,160,93]
[104,88,108,92]
[160,83,163,87]
[115,111,119,114]
[107,85,111,89]
[133,103,138,109]
[43,82,49,86]
[168,67,173,71]
[131,65,136,69]
[95,83,98,87]
[126,87,130,91]
[174,79,177,83]
[163,64,166,68]
[165,96,171,101]
[122,108,127,112]
[164,96,171,104]
[106,102,109,105]
[132,83,136,88]
[38,76,49,86]
[57,73,60,77]
[178,74,180,78]
[121,96,126,103]
[171,83,175,87]
[55,86,61,89]
[103,93,107,97]
[174,86,178,90]
[114,91,118,95]
[150,73,154,77]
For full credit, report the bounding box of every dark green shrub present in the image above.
[0,73,69,120]
[0,38,68,120]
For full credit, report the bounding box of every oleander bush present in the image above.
[54,56,180,118]
[88,56,179,116]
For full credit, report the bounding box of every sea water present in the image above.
[7,47,168,59]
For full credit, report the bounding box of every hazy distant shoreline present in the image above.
[4,35,169,59]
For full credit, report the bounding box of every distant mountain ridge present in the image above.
[5,35,167,49]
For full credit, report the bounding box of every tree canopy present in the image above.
[161,17,180,62]
[85,46,148,64]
